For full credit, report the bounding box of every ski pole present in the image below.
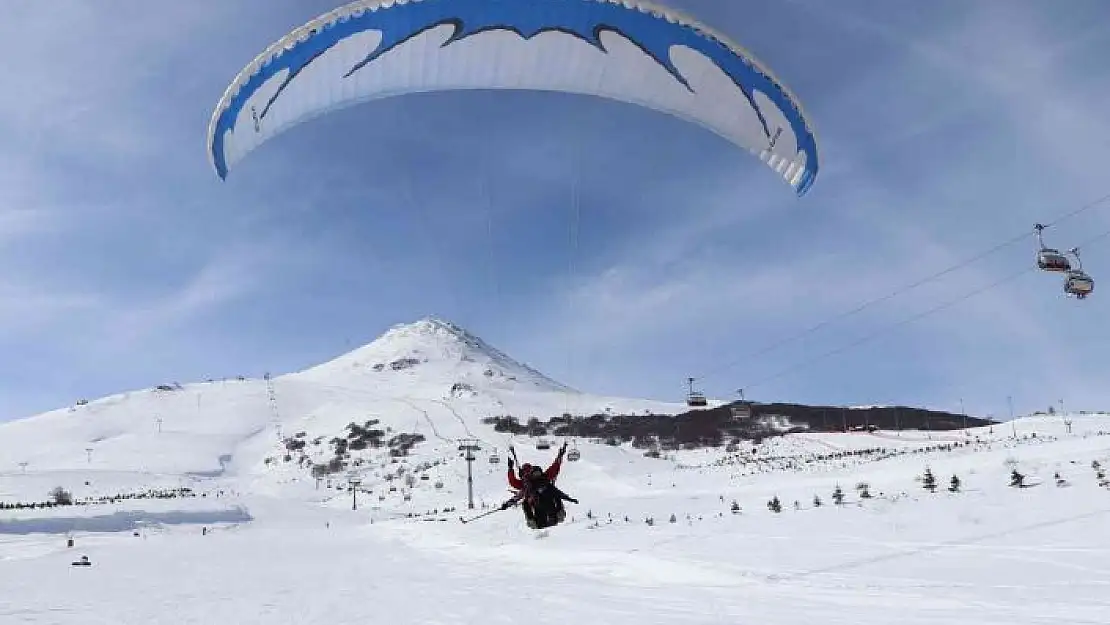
[459,506,503,524]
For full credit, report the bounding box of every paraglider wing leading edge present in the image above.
[207,0,820,195]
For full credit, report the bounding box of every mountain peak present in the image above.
[297,317,574,394]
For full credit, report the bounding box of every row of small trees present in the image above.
[1,485,207,510]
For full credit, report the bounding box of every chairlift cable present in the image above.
[564,121,584,420]
[738,222,1110,393]
[396,105,464,319]
[693,189,1110,386]
[482,145,500,323]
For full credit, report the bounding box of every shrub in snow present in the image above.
[813,495,823,507]
[669,513,677,524]
[949,475,961,493]
[1010,469,1025,488]
[832,485,845,505]
[922,468,937,493]
[856,482,872,499]
[49,487,73,506]
[730,500,741,514]
[767,496,782,513]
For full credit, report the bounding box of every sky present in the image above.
[2,0,1110,422]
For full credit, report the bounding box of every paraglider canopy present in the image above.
[207,0,820,195]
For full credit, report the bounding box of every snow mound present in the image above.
[0,502,250,535]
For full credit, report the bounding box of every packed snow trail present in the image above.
[4,494,1110,625]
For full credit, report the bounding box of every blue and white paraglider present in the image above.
[207,0,820,195]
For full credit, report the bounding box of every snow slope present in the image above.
[2,318,1109,624]
[0,318,686,497]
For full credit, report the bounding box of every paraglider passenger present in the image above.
[507,442,567,489]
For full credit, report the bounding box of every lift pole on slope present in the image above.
[264,372,283,441]
[349,476,362,511]
[458,439,481,510]
[1008,395,1017,439]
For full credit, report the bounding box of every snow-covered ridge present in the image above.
[295,317,574,393]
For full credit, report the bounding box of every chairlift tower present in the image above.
[1006,394,1020,438]
[348,474,362,511]
[18,461,28,474]
[85,448,93,464]
[458,438,481,509]
[264,372,283,440]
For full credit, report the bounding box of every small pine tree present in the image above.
[731,500,741,514]
[922,467,937,493]
[793,500,801,511]
[832,485,845,505]
[856,482,872,499]
[948,474,961,493]
[813,495,823,507]
[49,487,73,506]
[669,513,677,524]
[767,496,782,513]
[1010,469,1025,488]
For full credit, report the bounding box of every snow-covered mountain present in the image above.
[0,317,690,498]
[297,317,573,393]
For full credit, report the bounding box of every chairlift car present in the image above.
[730,388,752,418]
[1064,247,1094,299]
[567,446,581,462]
[1034,223,1071,272]
[536,439,552,451]
[489,450,501,464]
[686,377,708,407]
